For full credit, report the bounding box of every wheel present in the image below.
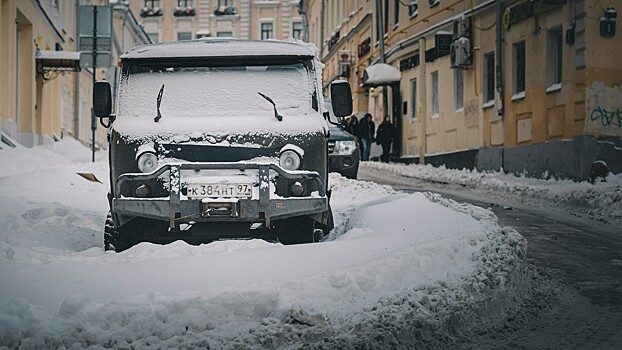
[315,204,334,239]
[275,216,316,245]
[103,211,135,252]
[104,211,118,251]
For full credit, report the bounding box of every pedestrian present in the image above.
[375,115,395,163]
[345,116,359,140]
[358,113,375,161]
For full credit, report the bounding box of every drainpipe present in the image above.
[319,0,325,58]
[495,0,504,119]
[418,38,427,165]
[375,0,388,118]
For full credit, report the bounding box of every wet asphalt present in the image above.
[359,166,622,349]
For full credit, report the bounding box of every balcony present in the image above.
[140,6,162,17]
[174,6,196,16]
[214,6,237,16]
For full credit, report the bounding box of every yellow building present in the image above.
[1,0,149,152]
[302,0,621,179]
[129,0,305,41]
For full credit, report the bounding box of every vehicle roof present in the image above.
[121,38,317,60]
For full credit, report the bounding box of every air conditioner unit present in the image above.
[453,16,472,39]
[450,37,472,68]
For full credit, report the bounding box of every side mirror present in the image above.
[330,80,353,118]
[93,81,112,118]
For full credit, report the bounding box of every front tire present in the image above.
[103,212,135,252]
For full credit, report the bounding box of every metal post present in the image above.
[418,38,427,165]
[91,6,98,162]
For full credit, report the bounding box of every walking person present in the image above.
[358,113,375,161]
[345,115,360,144]
[375,115,395,163]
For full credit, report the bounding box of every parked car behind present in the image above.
[324,99,359,179]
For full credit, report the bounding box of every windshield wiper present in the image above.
[154,84,165,123]
[258,92,283,122]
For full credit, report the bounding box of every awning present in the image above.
[35,50,81,79]
[362,63,401,86]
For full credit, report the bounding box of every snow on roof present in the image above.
[362,63,401,86]
[122,38,317,60]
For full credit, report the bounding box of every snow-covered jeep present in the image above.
[93,39,352,252]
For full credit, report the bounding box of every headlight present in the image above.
[333,140,357,155]
[137,152,158,173]
[279,150,301,171]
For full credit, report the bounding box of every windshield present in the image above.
[118,62,316,119]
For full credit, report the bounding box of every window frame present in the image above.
[431,70,439,118]
[261,22,274,40]
[454,68,464,111]
[483,52,495,105]
[547,27,563,90]
[512,40,526,98]
[410,78,417,123]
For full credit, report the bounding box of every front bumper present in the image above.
[112,162,327,228]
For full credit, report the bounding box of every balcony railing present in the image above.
[214,6,237,16]
[174,6,196,16]
[140,6,162,17]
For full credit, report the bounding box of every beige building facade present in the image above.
[129,0,305,42]
[303,0,621,168]
[1,0,149,150]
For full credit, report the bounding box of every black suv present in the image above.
[93,39,352,251]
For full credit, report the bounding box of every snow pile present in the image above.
[0,141,534,348]
[364,162,622,226]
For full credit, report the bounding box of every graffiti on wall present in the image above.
[590,106,622,128]
[586,82,622,136]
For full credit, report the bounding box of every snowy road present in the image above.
[360,164,622,348]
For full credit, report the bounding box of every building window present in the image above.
[147,32,159,43]
[177,0,193,6]
[145,0,159,7]
[429,0,440,8]
[547,27,563,88]
[394,0,400,26]
[217,31,233,37]
[455,68,464,111]
[292,22,303,40]
[410,78,417,122]
[408,1,418,17]
[431,71,439,117]
[217,0,232,6]
[513,41,525,96]
[261,23,273,40]
[177,32,192,40]
[484,52,495,104]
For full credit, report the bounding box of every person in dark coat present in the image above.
[375,115,395,163]
[358,113,375,161]
[345,115,360,145]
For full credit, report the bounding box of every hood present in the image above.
[328,125,355,142]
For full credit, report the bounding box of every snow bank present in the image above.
[364,162,622,227]
[0,141,532,349]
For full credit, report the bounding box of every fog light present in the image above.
[290,181,304,197]
[135,184,151,197]
[343,157,353,167]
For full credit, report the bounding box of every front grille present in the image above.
[328,141,335,154]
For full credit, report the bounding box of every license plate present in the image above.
[187,183,252,198]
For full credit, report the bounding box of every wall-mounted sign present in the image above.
[358,37,371,58]
[503,1,533,30]
[399,54,420,72]
[435,33,453,56]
